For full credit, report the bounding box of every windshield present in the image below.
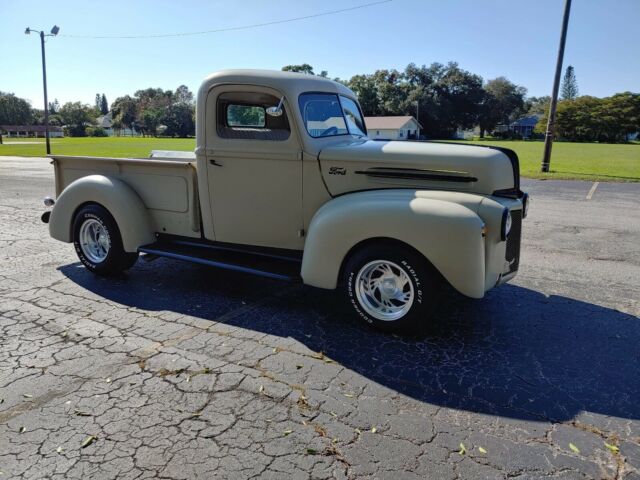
[298,93,367,138]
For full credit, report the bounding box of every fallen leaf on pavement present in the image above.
[604,442,619,453]
[569,443,580,454]
[478,446,487,454]
[459,443,466,455]
[81,435,97,448]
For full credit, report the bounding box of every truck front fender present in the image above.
[301,190,486,298]
[49,175,154,252]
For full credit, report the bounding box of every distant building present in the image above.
[96,113,113,135]
[453,126,480,140]
[364,116,421,140]
[95,112,137,136]
[0,125,64,138]
[497,114,542,138]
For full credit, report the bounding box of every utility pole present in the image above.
[413,100,420,139]
[541,0,572,173]
[25,25,59,155]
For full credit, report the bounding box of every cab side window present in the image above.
[217,92,290,141]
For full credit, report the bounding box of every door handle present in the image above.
[209,159,223,167]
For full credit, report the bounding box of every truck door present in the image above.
[203,86,303,250]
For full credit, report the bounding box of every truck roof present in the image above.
[197,69,356,104]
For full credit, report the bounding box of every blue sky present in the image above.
[2,0,638,108]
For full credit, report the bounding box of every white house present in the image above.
[96,112,138,136]
[364,116,421,140]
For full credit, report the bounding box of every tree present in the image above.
[347,74,380,115]
[100,94,109,115]
[346,62,487,138]
[173,85,194,105]
[162,103,195,137]
[534,92,640,143]
[0,92,33,125]
[133,88,172,136]
[526,96,550,115]
[478,77,527,137]
[561,65,579,100]
[111,95,138,136]
[59,102,94,136]
[140,108,164,137]
[282,64,315,75]
[48,99,60,115]
[424,62,485,138]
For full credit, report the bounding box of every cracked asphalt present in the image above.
[1,156,639,479]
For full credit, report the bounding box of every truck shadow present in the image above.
[59,260,640,423]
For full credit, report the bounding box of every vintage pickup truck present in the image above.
[42,69,528,331]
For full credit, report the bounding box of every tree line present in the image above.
[109,85,195,138]
[0,85,196,138]
[535,93,640,143]
[283,63,638,143]
[1,63,638,142]
[286,62,531,138]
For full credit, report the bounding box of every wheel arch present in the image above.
[301,191,487,298]
[337,237,445,288]
[49,174,154,252]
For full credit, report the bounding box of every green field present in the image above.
[0,137,195,159]
[448,139,640,181]
[1,137,638,181]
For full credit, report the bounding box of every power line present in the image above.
[60,0,392,39]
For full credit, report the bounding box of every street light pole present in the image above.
[25,25,59,155]
[540,0,572,173]
[39,30,51,155]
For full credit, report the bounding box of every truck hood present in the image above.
[318,139,519,197]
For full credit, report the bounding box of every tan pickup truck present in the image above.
[42,69,528,331]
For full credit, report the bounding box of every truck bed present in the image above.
[50,154,201,238]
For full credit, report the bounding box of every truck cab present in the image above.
[43,69,528,331]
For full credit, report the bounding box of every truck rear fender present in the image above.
[301,191,486,298]
[49,175,154,252]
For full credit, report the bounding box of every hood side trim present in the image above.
[354,167,478,183]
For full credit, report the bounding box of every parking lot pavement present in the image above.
[1,156,639,480]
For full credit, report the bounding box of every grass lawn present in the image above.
[447,139,640,181]
[0,137,195,159]
[1,137,638,181]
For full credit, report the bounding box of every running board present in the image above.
[138,241,302,282]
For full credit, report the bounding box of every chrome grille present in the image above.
[505,209,522,273]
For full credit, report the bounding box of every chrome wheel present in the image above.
[79,218,110,263]
[355,260,414,321]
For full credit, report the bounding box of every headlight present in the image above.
[501,209,512,241]
[522,193,529,219]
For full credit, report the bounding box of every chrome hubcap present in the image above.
[79,218,110,263]
[355,260,414,321]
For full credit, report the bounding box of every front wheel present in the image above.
[73,204,138,275]
[343,244,439,332]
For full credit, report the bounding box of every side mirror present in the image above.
[266,96,285,117]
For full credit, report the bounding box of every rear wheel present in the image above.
[343,244,439,332]
[73,204,138,275]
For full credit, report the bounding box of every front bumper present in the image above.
[496,208,523,285]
